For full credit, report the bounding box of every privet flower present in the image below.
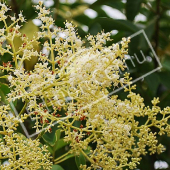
[0,98,52,169]
[0,103,28,135]
[0,133,52,170]
[0,1,170,170]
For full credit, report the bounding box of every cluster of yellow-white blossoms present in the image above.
[0,133,52,170]
[0,1,170,170]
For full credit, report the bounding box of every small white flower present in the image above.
[8,75,13,82]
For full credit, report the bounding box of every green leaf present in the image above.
[145,73,160,96]
[138,18,156,50]
[43,129,68,153]
[126,0,143,21]
[161,0,170,9]
[0,83,10,104]
[89,23,102,35]
[75,153,86,170]
[162,57,170,71]
[54,138,68,151]
[0,83,10,94]
[89,0,107,8]
[56,129,61,140]
[75,147,91,170]
[91,18,139,33]
[42,129,57,147]
[0,134,5,144]
[73,14,92,26]
[158,72,170,89]
[0,75,8,79]
[144,18,156,40]
[51,165,64,170]
[45,143,53,154]
[38,164,64,170]
[92,6,110,18]
[90,0,124,10]
[53,129,68,151]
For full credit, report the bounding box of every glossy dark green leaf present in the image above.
[73,14,92,26]
[158,72,170,89]
[89,22,102,35]
[0,134,5,144]
[161,0,170,9]
[75,153,86,170]
[145,73,160,96]
[54,138,68,151]
[51,165,64,170]
[46,144,53,154]
[144,18,157,39]
[89,0,107,8]
[92,6,110,18]
[126,0,143,21]
[0,83,10,104]
[42,129,57,147]
[38,165,64,170]
[105,1,124,10]
[138,18,156,50]
[90,18,139,33]
[53,129,68,151]
[0,82,10,94]
[90,0,124,10]
[162,57,170,71]
[43,129,68,152]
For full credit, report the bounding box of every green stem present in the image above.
[42,80,68,92]
[54,151,71,162]
[48,29,55,72]
[79,148,94,164]
[0,156,9,159]
[3,19,18,68]
[19,100,28,116]
[54,157,68,164]
[0,131,7,135]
